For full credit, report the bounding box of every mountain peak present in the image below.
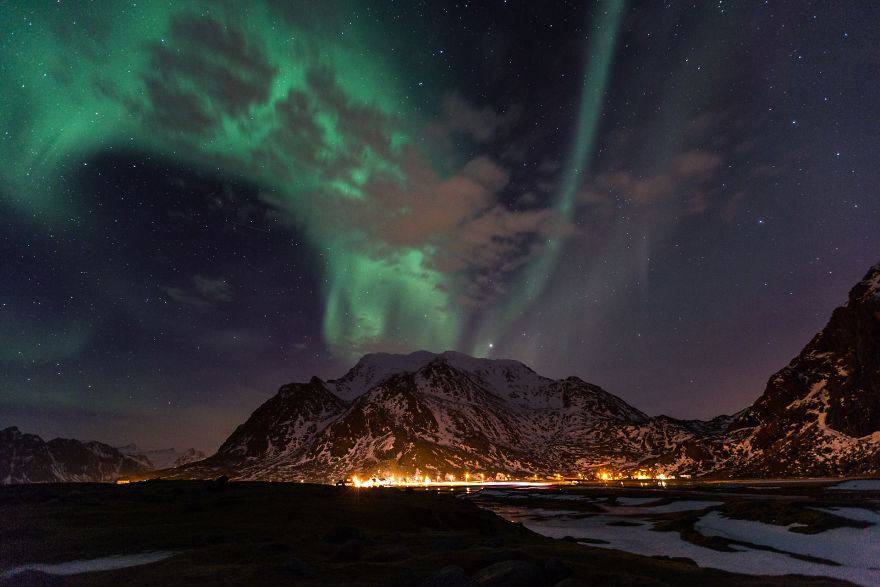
[172,347,701,482]
[723,260,880,476]
[327,350,439,401]
[846,262,880,307]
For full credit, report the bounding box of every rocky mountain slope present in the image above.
[117,444,206,470]
[0,428,207,484]
[718,262,880,477]
[176,350,728,482]
[0,427,153,484]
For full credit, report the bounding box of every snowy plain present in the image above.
[826,479,880,491]
[0,551,176,580]
[492,496,880,586]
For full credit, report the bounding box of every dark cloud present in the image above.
[141,14,277,136]
[577,149,723,221]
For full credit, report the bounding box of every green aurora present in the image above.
[473,1,626,356]
[2,1,498,361]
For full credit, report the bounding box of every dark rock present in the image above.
[598,573,668,586]
[433,536,466,550]
[480,537,504,547]
[375,571,421,587]
[544,558,574,582]
[279,554,315,575]
[473,560,548,587]
[323,525,362,543]
[651,555,698,567]
[419,565,476,587]
[182,501,203,513]
[553,580,587,587]
[481,550,523,565]
[263,542,292,554]
[373,542,410,562]
[329,538,365,562]
[202,475,229,491]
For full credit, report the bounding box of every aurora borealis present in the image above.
[2,1,878,451]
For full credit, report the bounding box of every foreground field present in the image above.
[471,479,880,586]
[0,480,869,586]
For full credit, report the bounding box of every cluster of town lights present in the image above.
[348,470,675,488]
[349,473,560,489]
[597,471,670,481]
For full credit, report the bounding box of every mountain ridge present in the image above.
[173,350,727,482]
[0,426,205,484]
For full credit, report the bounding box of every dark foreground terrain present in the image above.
[0,480,864,586]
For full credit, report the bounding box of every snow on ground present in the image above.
[497,504,879,586]
[808,506,880,524]
[827,479,880,491]
[1,551,176,579]
[695,511,880,585]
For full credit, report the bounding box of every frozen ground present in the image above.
[696,510,880,585]
[0,551,176,579]
[827,479,880,491]
[496,499,880,586]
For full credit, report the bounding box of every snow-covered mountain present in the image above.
[0,427,153,484]
[717,262,880,477]
[117,444,207,470]
[175,350,723,482]
[0,428,206,484]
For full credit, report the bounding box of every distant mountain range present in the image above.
[117,444,207,471]
[3,263,878,484]
[0,428,204,484]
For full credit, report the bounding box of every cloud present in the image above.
[578,149,724,222]
[673,151,722,180]
[352,155,506,248]
[192,276,234,303]
[328,150,568,306]
[141,14,277,137]
[197,328,269,351]
[439,93,521,142]
[423,92,524,169]
[163,275,233,308]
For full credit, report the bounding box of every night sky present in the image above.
[2,1,878,453]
